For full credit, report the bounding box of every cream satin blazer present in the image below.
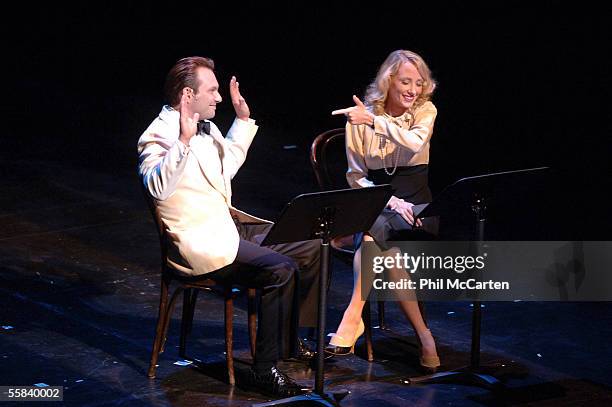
[138,106,269,276]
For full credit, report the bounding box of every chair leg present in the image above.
[377,301,387,329]
[179,288,190,358]
[187,290,199,339]
[148,275,171,378]
[247,288,257,359]
[224,286,235,385]
[160,286,184,354]
[363,300,374,362]
[180,288,198,358]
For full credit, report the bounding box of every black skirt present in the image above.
[356,165,437,250]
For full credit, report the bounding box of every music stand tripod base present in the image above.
[252,390,350,407]
[406,367,503,390]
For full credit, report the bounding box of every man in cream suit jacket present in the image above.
[137,57,319,397]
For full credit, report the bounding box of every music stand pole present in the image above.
[314,208,332,394]
[471,195,486,370]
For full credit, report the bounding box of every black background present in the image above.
[4,2,611,239]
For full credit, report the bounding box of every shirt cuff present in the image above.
[237,117,256,125]
[373,116,384,135]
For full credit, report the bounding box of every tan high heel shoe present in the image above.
[417,329,440,373]
[325,319,365,356]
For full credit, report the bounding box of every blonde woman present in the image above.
[326,50,440,372]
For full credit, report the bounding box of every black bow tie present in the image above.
[197,120,211,135]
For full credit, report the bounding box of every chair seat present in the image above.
[164,270,220,290]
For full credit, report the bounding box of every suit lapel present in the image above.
[208,128,233,204]
[190,136,228,200]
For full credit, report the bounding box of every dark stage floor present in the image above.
[2,155,612,407]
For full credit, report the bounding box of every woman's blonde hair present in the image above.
[364,50,436,115]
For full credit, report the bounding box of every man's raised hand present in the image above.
[178,93,199,145]
[230,76,250,121]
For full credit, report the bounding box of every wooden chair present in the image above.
[310,128,385,361]
[310,129,430,361]
[143,193,257,385]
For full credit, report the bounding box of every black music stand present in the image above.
[406,167,549,390]
[253,185,393,406]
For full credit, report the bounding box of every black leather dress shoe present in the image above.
[241,366,309,397]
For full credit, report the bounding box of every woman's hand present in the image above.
[387,196,423,227]
[331,95,375,126]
